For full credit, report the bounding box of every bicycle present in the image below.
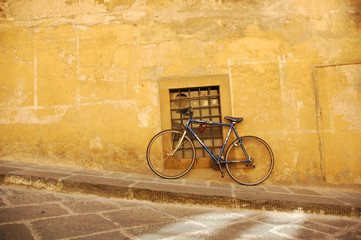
[146,106,274,185]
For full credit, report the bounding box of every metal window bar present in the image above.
[170,86,223,158]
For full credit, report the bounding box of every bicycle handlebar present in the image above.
[177,107,193,129]
[177,106,194,117]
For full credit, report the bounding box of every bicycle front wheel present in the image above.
[225,136,274,186]
[146,130,195,179]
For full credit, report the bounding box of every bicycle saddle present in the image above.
[224,116,243,123]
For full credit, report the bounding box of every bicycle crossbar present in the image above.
[185,118,249,163]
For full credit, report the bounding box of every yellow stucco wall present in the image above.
[0,0,360,188]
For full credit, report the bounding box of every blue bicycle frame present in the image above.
[184,118,250,164]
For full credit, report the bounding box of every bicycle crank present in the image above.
[216,160,225,178]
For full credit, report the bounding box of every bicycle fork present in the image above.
[167,130,187,156]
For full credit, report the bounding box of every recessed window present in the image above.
[169,86,223,157]
[158,75,231,167]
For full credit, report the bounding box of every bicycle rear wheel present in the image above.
[146,130,195,179]
[225,136,274,186]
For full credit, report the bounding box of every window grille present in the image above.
[169,86,223,158]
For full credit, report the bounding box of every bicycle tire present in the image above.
[225,136,274,186]
[146,129,196,179]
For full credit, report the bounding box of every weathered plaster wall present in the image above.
[0,0,360,187]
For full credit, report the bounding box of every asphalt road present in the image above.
[0,186,360,240]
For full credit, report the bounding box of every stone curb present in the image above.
[0,159,360,218]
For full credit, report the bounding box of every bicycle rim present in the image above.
[146,130,195,179]
[225,136,274,185]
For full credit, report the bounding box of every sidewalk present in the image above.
[0,159,360,218]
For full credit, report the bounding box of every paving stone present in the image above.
[242,228,282,239]
[234,191,345,205]
[5,169,70,187]
[0,185,360,240]
[315,189,352,198]
[1,186,33,194]
[233,185,267,193]
[154,178,185,185]
[288,187,322,196]
[0,203,69,223]
[302,220,339,234]
[0,159,9,164]
[103,206,174,227]
[125,220,207,240]
[307,216,359,228]
[335,229,361,240]
[62,175,134,189]
[232,221,274,236]
[1,161,36,168]
[124,173,160,182]
[248,236,290,240]
[255,212,301,225]
[0,166,22,174]
[344,191,361,199]
[264,186,291,193]
[60,175,135,199]
[149,204,213,219]
[182,211,250,228]
[133,181,232,198]
[0,166,22,180]
[337,198,361,208]
[183,179,209,187]
[0,197,6,207]
[72,231,131,240]
[1,159,361,219]
[233,191,355,216]
[71,169,110,176]
[192,220,277,240]
[31,214,117,240]
[29,164,79,173]
[106,172,132,179]
[279,225,329,239]
[109,199,149,209]
[6,192,61,205]
[209,181,234,188]
[14,169,70,179]
[62,200,119,213]
[0,223,35,240]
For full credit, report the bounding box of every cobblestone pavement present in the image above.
[0,186,360,240]
[1,159,360,218]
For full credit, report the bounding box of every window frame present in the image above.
[158,75,232,166]
[169,86,223,158]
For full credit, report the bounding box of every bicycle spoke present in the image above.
[225,136,274,185]
[147,130,195,179]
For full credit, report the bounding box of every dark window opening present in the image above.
[169,86,223,158]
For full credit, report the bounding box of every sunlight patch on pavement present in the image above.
[136,210,309,240]
[137,211,251,239]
